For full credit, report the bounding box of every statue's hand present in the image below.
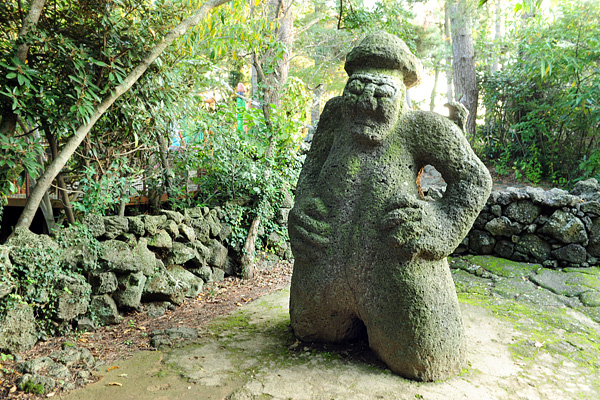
[289,197,331,248]
[382,194,426,255]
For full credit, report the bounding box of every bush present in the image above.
[479,0,600,186]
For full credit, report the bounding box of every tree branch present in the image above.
[15,0,232,230]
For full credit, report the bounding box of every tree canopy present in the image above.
[1,0,600,244]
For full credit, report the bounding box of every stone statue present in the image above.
[288,32,492,381]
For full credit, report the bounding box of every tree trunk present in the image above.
[240,216,261,279]
[444,1,454,104]
[156,132,175,197]
[14,0,232,231]
[240,0,295,278]
[430,66,440,112]
[0,0,46,135]
[491,0,503,73]
[450,0,478,138]
[44,129,75,224]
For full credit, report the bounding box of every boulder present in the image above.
[17,373,56,394]
[0,245,15,300]
[527,187,580,208]
[135,238,159,276]
[570,178,600,201]
[276,208,291,226]
[60,241,99,273]
[113,271,147,309]
[538,210,588,244]
[147,229,173,250]
[207,239,228,268]
[85,214,106,238]
[191,265,213,283]
[102,216,129,239]
[143,265,184,305]
[165,242,198,266]
[189,218,211,243]
[490,204,502,217]
[54,273,91,322]
[6,227,59,271]
[160,210,185,224]
[89,294,122,325]
[167,265,204,297]
[144,215,168,236]
[551,244,587,264]
[178,223,196,243]
[127,216,146,236]
[162,219,180,238]
[218,223,233,242]
[281,190,294,208]
[206,210,222,238]
[468,230,496,254]
[184,207,206,219]
[90,272,118,294]
[484,216,522,237]
[514,234,551,263]
[0,303,38,353]
[100,239,155,274]
[580,201,600,216]
[504,200,541,224]
[493,240,514,259]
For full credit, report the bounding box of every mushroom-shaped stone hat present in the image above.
[344,32,423,89]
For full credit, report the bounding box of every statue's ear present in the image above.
[444,102,469,133]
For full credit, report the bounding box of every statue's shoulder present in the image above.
[315,96,344,132]
[404,110,457,129]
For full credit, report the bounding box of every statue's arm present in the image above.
[294,97,340,195]
[288,97,339,253]
[409,111,492,259]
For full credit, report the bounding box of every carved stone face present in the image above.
[342,72,405,145]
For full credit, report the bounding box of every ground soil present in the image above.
[0,257,292,399]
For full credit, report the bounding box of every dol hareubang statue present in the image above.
[288,33,492,381]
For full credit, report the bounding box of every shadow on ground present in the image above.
[65,256,600,400]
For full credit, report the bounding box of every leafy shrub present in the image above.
[479,0,600,186]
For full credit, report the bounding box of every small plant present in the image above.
[20,380,45,395]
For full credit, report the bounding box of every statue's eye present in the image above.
[374,84,396,98]
[347,80,364,95]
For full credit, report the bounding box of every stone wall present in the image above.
[0,206,292,354]
[454,178,600,268]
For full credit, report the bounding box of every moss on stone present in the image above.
[459,255,540,279]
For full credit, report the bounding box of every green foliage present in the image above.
[1,225,98,336]
[19,380,45,395]
[164,88,306,252]
[0,132,43,201]
[71,160,142,216]
[479,0,600,185]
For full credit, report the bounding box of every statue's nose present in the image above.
[357,84,377,111]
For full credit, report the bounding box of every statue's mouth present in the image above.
[354,121,375,128]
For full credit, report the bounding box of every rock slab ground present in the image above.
[64,259,599,400]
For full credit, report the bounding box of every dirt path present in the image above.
[62,283,599,400]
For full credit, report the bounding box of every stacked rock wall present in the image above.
[455,179,600,268]
[0,205,291,354]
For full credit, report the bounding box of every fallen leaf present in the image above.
[107,382,123,386]
[9,385,17,393]
[236,302,243,306]
[46,391,56,397]
[118,374,128,378]
[107,366,120,372]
